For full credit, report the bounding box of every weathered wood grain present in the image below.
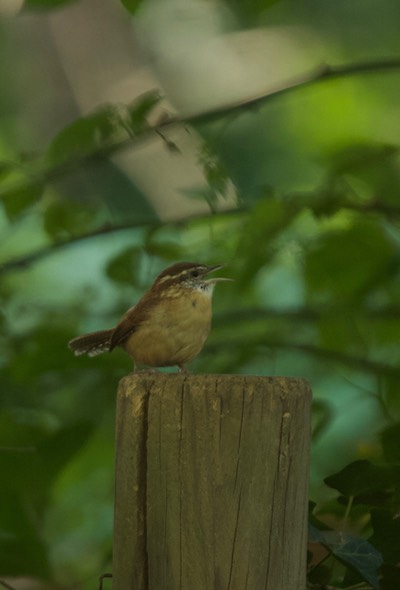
[113,374,311,590]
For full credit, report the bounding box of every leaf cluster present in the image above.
[309,431,400,589]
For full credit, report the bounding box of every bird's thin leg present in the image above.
[133,360,158,374]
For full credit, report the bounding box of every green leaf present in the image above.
[105,246,143,286]
[52,159,157,223]
[327,143,398,175]
[1,181,44,220]
[120,0,146,15]
[305,219,399,303]
[145,241,185,261]
[235,194,299,285]
[47,105,123,167]
[126,90,163,135]
[225,0,281,23]
[327,143,400,206]
[43,198,98,240]
[324,459,400,497]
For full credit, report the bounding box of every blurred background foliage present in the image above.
[1,0,400,588]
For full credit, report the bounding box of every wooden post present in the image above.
[113,374,311,590]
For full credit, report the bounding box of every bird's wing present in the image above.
[109,294,160,351]
[109,304,139,350]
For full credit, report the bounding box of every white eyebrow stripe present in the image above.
[156,267,207,284]
[157,270,188,284]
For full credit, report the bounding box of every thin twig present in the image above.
[0,208,241,276]
[206,338,400,377]
[0,220,154,276]
[2,187,400,277]
[98,573,112,590]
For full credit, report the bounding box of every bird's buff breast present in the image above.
[122,290,213,367]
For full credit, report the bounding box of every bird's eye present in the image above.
[190,269,200,278]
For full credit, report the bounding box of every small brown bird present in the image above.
[68,261,231,371]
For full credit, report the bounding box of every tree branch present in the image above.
[1,58,400,205]
[0,220,156,276]
[0,209,242,276]
[172,58,400,127]
[2,189,400,276]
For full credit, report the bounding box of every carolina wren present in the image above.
[68,261,231,371]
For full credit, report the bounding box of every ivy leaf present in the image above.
[324,460,400,498]
[309,525,382,590]
[332,534,382,589]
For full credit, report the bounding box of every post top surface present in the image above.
[118,373,312,400]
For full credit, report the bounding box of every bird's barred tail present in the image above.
[68,329,114,357]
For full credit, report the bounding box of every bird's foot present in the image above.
[132,360,159,374]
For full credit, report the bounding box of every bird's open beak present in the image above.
[204,264,233,283]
